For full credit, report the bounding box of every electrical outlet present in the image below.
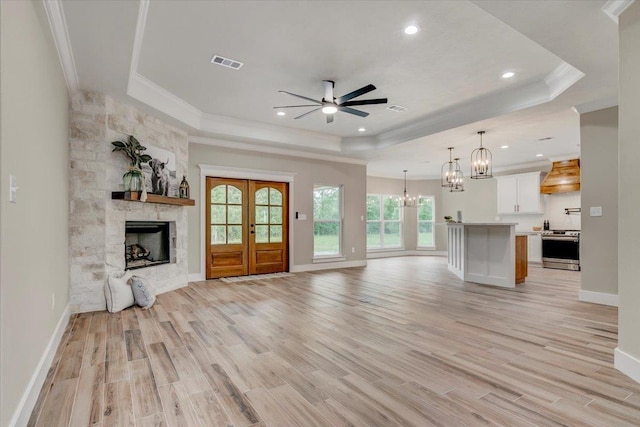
[351,247,355,253]
[51,293,55,310]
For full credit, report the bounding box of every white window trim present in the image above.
[366,193,404,251]
[416,195,436,249]
[312,184,343,259]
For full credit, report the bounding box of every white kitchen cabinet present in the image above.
[496,172,543,214]
[528,234,542,263]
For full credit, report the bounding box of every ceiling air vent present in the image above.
[210,55,244,70]
[387,105,407,112]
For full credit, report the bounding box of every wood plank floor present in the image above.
[29,257,640,426]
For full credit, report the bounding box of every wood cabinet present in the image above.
[496,172,543,214]
[516,235,528,284]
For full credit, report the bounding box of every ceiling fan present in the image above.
[274,80,388,123]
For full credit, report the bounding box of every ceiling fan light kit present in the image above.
[274,80,388,123]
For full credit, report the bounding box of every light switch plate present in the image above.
[9,175,18,203]
[590,206,603,217]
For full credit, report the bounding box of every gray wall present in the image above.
[366,176,445,251]
[580,107,618,296]
[0,1,70,424]
[618,1,640,369]
[188,143,367,274]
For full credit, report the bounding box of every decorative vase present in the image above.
[123,167,143,192]
[179,175,190,199]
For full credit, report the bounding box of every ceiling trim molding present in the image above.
[572,96,618,114]
[190,136,367,166]
[545,63,586,100]
[200,113,342,152]
[42,0,79,93]
[128,0,149,86]
[602,0,636,23]
[128,73,203,129]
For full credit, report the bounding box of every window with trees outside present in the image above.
[313,185,342,257]
[417,196,435,248]
[367,194,402,249]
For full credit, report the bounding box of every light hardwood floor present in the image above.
[29,257,640,426]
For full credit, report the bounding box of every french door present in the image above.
[206,178,288,279]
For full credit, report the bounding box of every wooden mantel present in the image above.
[111,191,195,206]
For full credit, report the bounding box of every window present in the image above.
[417,196,435,248]
[313,185,342,257]
[366,194,402,250]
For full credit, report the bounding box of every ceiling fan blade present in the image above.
[326,114,334,124]
[294,108,321,120]
[273,105,320,108]
[340,98,388,107]
[323,80,335,102]
[338,106,369,117]
[278,91,322,105]
[335,84,376,104]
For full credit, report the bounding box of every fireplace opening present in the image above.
[125,221,174,270]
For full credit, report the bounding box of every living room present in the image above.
[2,1,640,426]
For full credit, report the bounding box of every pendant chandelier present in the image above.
[441,148,464,192]
[396,170,423,208]
[470,130,493,179]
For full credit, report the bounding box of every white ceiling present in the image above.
[60,0,621,179]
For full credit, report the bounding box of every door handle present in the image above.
[250,230,255,234]
[250,224,254,227]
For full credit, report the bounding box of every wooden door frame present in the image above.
[197,165,296,280]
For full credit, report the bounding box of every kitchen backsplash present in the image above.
[499,191,581,231]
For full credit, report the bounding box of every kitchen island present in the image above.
[447,222,527,287]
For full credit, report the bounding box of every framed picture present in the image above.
[141,145,178,197]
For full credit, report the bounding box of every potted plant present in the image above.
[111,135,152,193]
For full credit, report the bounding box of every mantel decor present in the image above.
[111,135,152,192]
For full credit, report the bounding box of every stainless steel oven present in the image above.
[541,230,580,271]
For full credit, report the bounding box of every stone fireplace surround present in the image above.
[69,91,189,312]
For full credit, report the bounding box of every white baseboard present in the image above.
[10,304,71,427]
[188,273,205,282]
[290,260,367,272]
[578,290,619,307]
[615,347,640,384]
[367,250,447,259]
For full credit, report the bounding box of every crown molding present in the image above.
[128,73,203,129]
[545,63,586,100]
[572,96,618,114]
[602,0,636,23]
[372,62,583,151]
[190,136,367,166]
[42,0,79,93]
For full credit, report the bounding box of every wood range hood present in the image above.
[540,159,580,194]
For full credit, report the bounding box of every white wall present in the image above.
[0,1,70,424]
[617,1,640,382]
[580,107,618,298]
[188,142,367,276]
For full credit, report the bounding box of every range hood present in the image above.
[540,159,580,194]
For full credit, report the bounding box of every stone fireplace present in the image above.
[69,91,189,312]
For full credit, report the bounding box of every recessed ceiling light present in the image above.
[501,145,509,149]
[358,127,366,132]
[276,111,286,116]
[536,153,544,157]
[404,25,419,35]
[502,71,515,79]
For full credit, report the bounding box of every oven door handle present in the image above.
[542,237,579,242]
